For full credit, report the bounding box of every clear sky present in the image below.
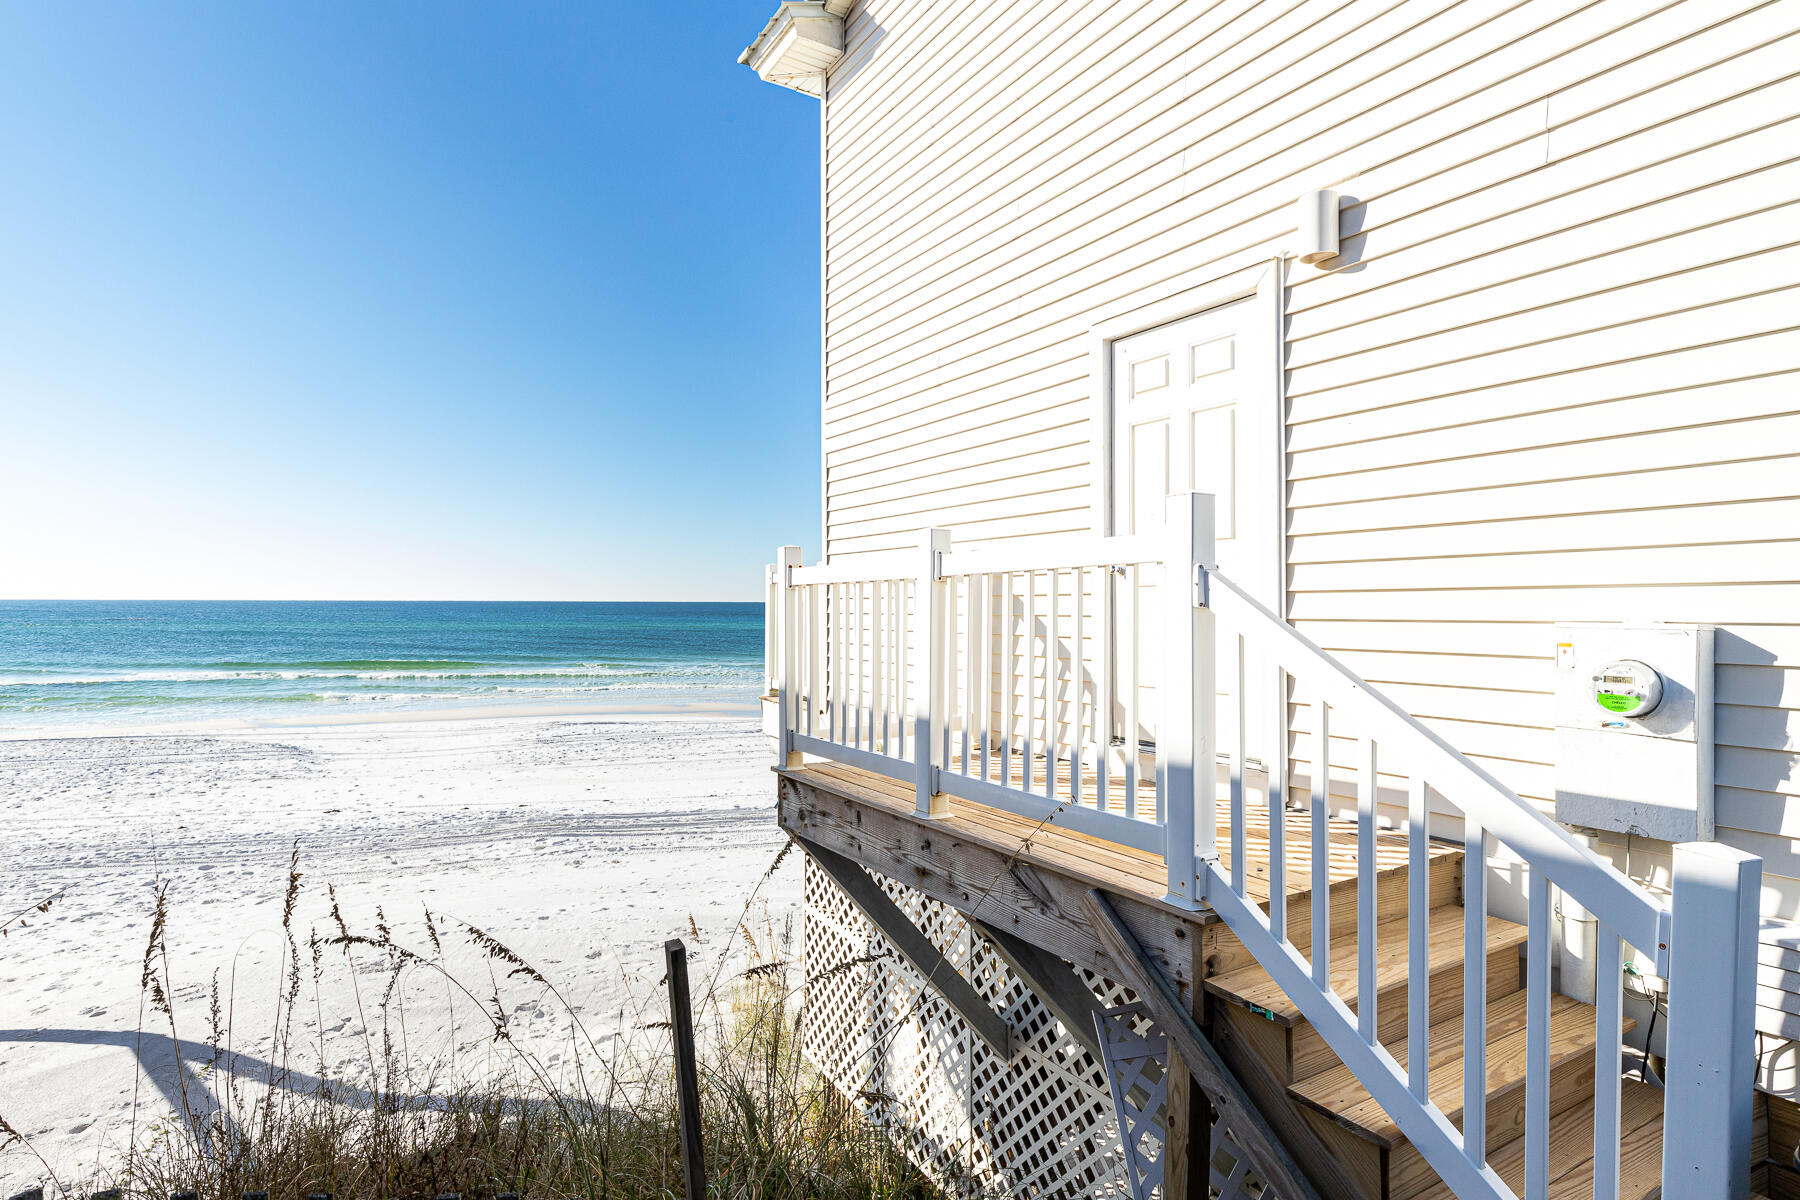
[0,3,821,602]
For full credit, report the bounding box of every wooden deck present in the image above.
[790,757,1451,911]
[784,758,1795,1200]
[777,758,1462,1004]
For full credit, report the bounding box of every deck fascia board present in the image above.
[777,765,1213,1005]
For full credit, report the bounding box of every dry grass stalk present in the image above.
[4,846,953,1200]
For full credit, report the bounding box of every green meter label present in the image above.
[1596,692,1640,713]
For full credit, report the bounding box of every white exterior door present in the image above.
[1108,296,1283,762]
[1109,296,1283,611]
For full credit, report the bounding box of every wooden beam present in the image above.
[970,915,1161,1116]
[968,916,1107,1062]
[1164,1051,1213,1200]
[798,835,1013,1058]
[779,771,1206,999]
[1083,889,1329,1200]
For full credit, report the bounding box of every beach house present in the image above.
[741,1,1800,1196]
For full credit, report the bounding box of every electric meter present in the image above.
[1554,624,1714,842]
[1590,659,1663,719]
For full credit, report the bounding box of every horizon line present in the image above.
[0,596,767,605]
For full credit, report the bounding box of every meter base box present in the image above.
[1553,623,1714,844]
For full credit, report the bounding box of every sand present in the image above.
[0,709,798,1190]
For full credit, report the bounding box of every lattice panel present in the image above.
[801,859,1273,1200]
[803,858,1131,1196]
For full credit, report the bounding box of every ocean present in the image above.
[0,599,766,731]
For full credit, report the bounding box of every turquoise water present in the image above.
[0,600,765,731]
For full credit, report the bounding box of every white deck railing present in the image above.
[771,493,1762,1200]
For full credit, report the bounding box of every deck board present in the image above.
[793,756,1459,914]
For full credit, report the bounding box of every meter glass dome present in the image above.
[1590,658,1663,718]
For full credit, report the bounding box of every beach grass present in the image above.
[1,844,949,1200]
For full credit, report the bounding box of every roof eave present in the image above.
[738,1,844,97]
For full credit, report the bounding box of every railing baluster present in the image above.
[1525,867,1551,1200]
[899,579,908,755]
[847,581,857,749]
[941,575,955,770]
[1231,633,1246,896]
[1072,566,1085,807]
[1269,661,1287,942]
[976,573,991,782]
[1123,564,1138,817]
[776,545,802,768]
[873,579,887,754]
[805,584,817,737]
[1408,774,1430,1102]
[1087,568,1101,813]
[895,579,905,755]
[1311,693,1330,991]
[1001,572,1013,789]
[853,581,864,750]
[850,580,859,748]
[1357,736,1378,1041]
[842,585,850,745]
[1048,567,1062,801]
[914,531,949,818]
[794,583,806,737]
[965,574,978,776]
[842,581,854,748]
[870,580,879,751]
[892,579,907,752]
[1463,824,1488,1166]
[764,563,778,697]
[827,583,838,744]
[897,579,909,760]
[1024,572,1036,794]
[1593,926,1623,1200]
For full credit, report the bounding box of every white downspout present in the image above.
[1556,831,1602,1003]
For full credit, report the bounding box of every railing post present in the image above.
[1661,841,1760,1200]
[1161,492,1217,907]
[764,563,779,696]
[776,545,803,769]
[915,528,951,817]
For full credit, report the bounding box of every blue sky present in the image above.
[0,3,820,602]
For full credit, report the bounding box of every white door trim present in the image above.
[1086,257,1287,617]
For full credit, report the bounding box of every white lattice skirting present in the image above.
[801,858,1271,1200]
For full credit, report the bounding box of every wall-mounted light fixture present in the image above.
[1294,189,1341,265]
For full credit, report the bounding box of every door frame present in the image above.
[1085,257,1288,619]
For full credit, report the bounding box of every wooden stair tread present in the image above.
[1413,1080,1667,1200]
[1206,904,1528,1026]
[1288,988,1631,1148]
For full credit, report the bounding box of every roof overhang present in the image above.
[737,1,845,97]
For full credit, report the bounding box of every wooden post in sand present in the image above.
[664,937,707,1200]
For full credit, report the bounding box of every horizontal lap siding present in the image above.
[823,0,1800,917]
[1274,0,1800,924]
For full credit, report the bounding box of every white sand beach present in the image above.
[0,709,797,1190]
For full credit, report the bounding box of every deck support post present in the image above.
[775,544,804,768]
[1161,493,1217,906]
[799,835,1012,1058]
[1661,841,1761,1200]
[915,527,951,818]
[1164,1052,1212,1200]
[1082,889,1326,1200]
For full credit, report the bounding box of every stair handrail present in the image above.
[1199,565,1669,968]
[1156,490,1761,1200]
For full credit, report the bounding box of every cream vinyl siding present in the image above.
[818,0,1800,966]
